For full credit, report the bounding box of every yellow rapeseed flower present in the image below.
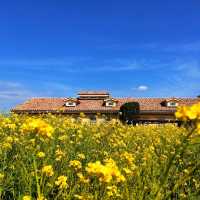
[74,194,84,200]
[0,173,4,181]
[23,196,32,200]
[37,151,45,158]
[77,153,85,160]
[69,160,82,170]
[106,185,121,197]
[22,195,31,200]
[55,175,68,189]
[175,106,189,121]
[77,172,90,184]
[55,149,65,161]
[42,165,54,177]
[37,195,47,200]
[86,159,125,183]
[175,103,200,121]
[21,118,54,138]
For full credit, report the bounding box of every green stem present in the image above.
[154,127,195,200]
[33,158,41,198]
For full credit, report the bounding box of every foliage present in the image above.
[0,103,200,199]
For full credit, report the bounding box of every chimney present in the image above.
[78,90,110,100]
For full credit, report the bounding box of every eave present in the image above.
[12,109,176,114]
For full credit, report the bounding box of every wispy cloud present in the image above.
[0,81,35,100]
[101,41,200,53]
[137,41,200,53]
[175,60,200,79]
[0,57,147,72]
[132,85,149,92]
[0,81,35,110]
[163,41,200,52]
[0,80,76,110]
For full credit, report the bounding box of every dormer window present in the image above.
[104,98,118,107]
[64,98,78,107]
[65,102,76,107]
[164,98,179,107]
[167,102,178,107]
[107,102,114,106]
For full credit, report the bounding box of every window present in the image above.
[108,102,114,106]
[105,101,116,107]
[167,102,178,107]
[65,102,76,107]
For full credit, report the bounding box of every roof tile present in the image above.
[12,97,200,113]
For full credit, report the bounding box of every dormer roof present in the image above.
[164,98,181,102]
[64,98,79,102]
[104,98,118,102]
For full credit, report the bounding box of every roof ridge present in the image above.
[29,97,199,100]
[115,97,198,99]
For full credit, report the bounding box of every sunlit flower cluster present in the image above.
[20,118,54,138]
[37,151,45,158]
[86,158,125,183]
[175,103,200,121]
[55,175,68,189]
[176,102,200,134]
[42,165,54,177]
[69,160,82,171]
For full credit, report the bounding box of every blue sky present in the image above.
[0,0,200,110]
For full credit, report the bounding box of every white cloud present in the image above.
[137,85,149,91]
[132,85,149,92]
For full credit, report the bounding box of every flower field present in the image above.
[0,104,200,200]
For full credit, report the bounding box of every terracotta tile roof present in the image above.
[12,97,200,113]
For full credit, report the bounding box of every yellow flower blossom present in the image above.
[55,175,68,189]
[86,159,125,183]
[2,142,12,150]
[37,195,47,200]
[106,185,121,197]
[77,153,85,160]
[0,173,4,181]
[23,196,32,200]
[175,106,189,121]
[55,148,65,161]
[42,165,54,177]
[21,118,54,138]
[77,172,90,184]
[74,194,84,200]
[37,151,46,158]
[121,151,135,165]
[69,160,82,170]
[175,103,200,121]
[5,136,13,143]
[123,167,132,175]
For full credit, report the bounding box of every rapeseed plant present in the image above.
[0,103,199,199]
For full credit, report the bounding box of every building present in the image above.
[12,91,200,124]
